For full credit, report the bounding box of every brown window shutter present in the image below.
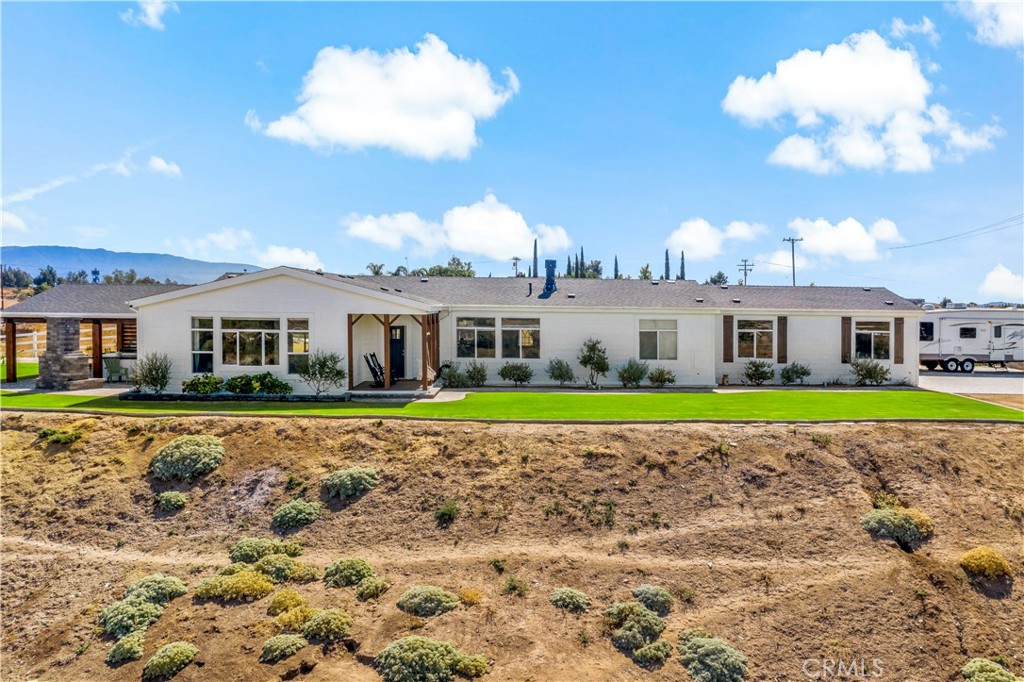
[841,317,852,363]
[723,315,733,363]
[777,316,788,364]
[894,317,904,364]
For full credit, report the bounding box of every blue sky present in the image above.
[2,1,1022,302]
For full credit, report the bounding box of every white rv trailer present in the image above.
[919,308,1024,372]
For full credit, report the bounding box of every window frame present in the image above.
[221,317,281,368]
[919,321,934,342]
[190,317,214,374]
[854,320,891,360]
[287,318,310,374]
[959,327,977,339]
[736,318,774,360]
[500,317,541,359]
[456,317,496,359]
[639,319,678,360]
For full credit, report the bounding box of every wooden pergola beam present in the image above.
[421,314,428,390]
[4,319,16,383]
[91,320,103,379]
[346,314,354,390]
[383,314,391,390]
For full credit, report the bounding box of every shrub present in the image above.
[321,466,380,501]
[439,362,469,389]
[960,547,1014,581]
[149,435,224,481]
[195,570,275,602]
[677,630,748,682]
[871,490,902,510]
[545,358,577,387]
[458,588,483,606]
[38,428,81,444]
[131,352,172,393]
[498,362,533,387]
[648,366,676,388]
[124,574,187,605]
[291,563,320,582]
[142,642,198,680]
[181,374,222,394]
[435,500,459,527]
[742,360,774,386]
[604,601,665,653]
[780,362,812,385]
[275,606,319,633]
[99,597,164,638]
[324,558,375,587]
[397,586,460,617]
[503,575,529,597]
[302,608,353,642]
[550,587,590,613]
[271,499,320,531]
[631,584,673,616]
[860,507,934,546]
[223,371,293,395]
[375,636,480,682]
[454,654,490,678]
[617,358,649,388]
[260,634,307,663]
[155,491,188,512]
[267,589,307,616]
[578,338,610,387]
[254,553,299,583]
[961,658,1018,682]
[229,538,303,564]
[357,576,390,601]
[220,562,250,576]
[465,361,488,388]
[107,630,146,665]
[633,639,672,669]
[850,358,891,386]
[297,350,347,396]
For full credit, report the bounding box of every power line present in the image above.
[736,258,753,286]
[889,213,1023,251]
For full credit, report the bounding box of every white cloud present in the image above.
[890,16,941,46]
[73,225,110,241]
[664,218,767,261]
[120,2,178,30]
[342,193,571,261]
[147,155,181,178]
[171,227,323,270]
[755,248,812,276]
[244,109,262,132]
[979,264,1024,301]
[1,210,28,233]
[722,30,1002,173]
[1,148,138,204]
[253,34,519,161]
[949,1,1024,48]
[789,217,904,261]
[253,245,324,271]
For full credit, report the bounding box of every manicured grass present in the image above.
[0,389,1020,421]
[0,361,39,384]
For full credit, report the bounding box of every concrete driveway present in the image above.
[919,367,1024,395]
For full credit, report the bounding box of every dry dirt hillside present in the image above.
[1,412,1022,682]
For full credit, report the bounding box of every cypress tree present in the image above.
[566,255,572,277]
[613,255,620,279]
[664,249,670,280]
[532,239,538,279]
[678,251,686,280]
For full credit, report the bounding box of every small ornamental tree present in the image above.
[131,353,172,393]
[498,362,533,387]
[578,338,610,388]
[298,350,347,396]
[545,358,576,387]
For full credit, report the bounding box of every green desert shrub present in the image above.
[180,374,223,394]
[271,499,320,531]
[648,366,676,388]
[275,606,319,633]
[302,608,353,642]
[195,570,275,602]
[454,654,490,678]
[260,634,307,664]
[435,500,459,527]
[960,546,1014,581]
[149,435,224,481]
[297,350,347,396]
[124,574,187,605]
[631,584,673,616]
[229,538,303,564]
[961,658,1019,682]
[860,507,934,546]
[223,371,292,395]
[549,587,590,613]
[677,629,748,682]
[617,358,649,388]
[220,562,250,576]
[497,362,533,387]
[267,589,307,616]
[742,360,774,386]
[99,597,164,638]
[604,601,665,653]
[375,636,484,682]
[850,358,891,386]
[132,352,172,394]
[356,576,390,601]
[780,362,812,385]
[254,553,299,583]
[545,358,577,387]
[291,563,320,583]
[439,362,469,389]
[142,642,198,680]
[38,428,81,444]
[465,361,488,388]
[323,558,375,587]
[633,639,672,669]
[107,630,146,665]
[155,491,188,512]
[397,586,460,617]
[322,466,380,501]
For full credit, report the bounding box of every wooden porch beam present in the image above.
[351,314,363,325]
[421,314,428,390]
[383,314,391,390]
[4,320,16,383]
[116,321,125,352]
[91,320,103,379]
[346,314,354,390]
[371,314,384,326]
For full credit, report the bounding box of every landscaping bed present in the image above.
[119,392,350,402]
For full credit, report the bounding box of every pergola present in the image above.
[346,312,441,390]
[2,314,137,383]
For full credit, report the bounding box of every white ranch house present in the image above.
[125,264,923,393]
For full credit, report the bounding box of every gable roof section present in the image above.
[1,283,189,319]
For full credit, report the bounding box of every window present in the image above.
[959,327,977,339]
[501,318,540,359]
[855,321,890,360]
[191,317,213,373]
[639,320,678,360]
[737,319,773,359]
[919,321,934,342]
[456,317,496,358]
[287,318,309,374]
[995,325,1002,339]
[222,318,279,366]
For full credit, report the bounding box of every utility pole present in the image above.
[511,256,521,277]
[736,259,753,286]
[782,237,803,286]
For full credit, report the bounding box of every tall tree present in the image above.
[582,260,603,278]
[579,247,585,278]
[566,255,572,278]
[613,255,620,279]
[389,265,409,276]
[33,265,59,288]
[664,249,670,280]
[639,264,653,280]
[422,256,474,277]
[532,238,538,279]
[677,251,686,280]
[703,271,728,285]
[366,263,385,275]
[573,254,580,279]
[1,266,32,288]
[63,269,89,283]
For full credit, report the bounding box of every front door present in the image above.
[389,326,406,380]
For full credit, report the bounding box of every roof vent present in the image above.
[420,277,429,282]
[862,287,872,292]
[380,286,389,292]
[695,297,704,303]
[651,280,659,285]
[720,285,729,289]
[732,298,741,303]
[884,300,894,305]
[315,269,324,275]
[394,288,402,293]
[567,293,576,299]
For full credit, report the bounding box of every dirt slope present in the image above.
[1,412,1022,682]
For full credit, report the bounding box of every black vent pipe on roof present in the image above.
[539,259,557,299]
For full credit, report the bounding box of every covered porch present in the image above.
[346,312,441,391]
[2,315,137,386]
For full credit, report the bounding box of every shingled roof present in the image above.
[1,283,189,318]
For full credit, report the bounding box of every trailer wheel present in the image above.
[943,358,960,372]
[959,359,975,373]
[923,361,938,371]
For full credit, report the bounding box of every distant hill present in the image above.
[1,246,261,284]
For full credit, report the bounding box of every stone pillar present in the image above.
[36,318,93,390]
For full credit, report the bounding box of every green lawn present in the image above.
[0,389,1020,421]
[0,361,38,384]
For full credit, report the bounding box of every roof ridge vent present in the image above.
[420,277,429,282]
[884,300,894,305]
[732,298,741,303]
[695,297,704,303]
[567,293,576,299]
[651,280,659,285]
[720,285,729,289]
[862,287,872,291]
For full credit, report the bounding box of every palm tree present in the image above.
[366,263,385,275]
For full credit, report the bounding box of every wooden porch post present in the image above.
[91,320,103,378]
[421,314,429,390]
[383,314,391,390]
[116,321,125,352]
[346,314,354,390]
[4,320,16,383]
